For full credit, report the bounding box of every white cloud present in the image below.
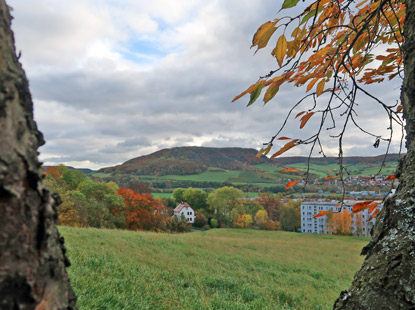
[7,0,405,169]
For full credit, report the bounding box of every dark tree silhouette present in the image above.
[0,1,76,308]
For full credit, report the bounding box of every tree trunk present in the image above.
[0,1,77,309]
[334,0,415,308]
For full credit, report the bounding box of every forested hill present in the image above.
[99,147,272,176]
[98,146,402,176]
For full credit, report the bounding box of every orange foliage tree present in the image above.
[327,209,353,235]
[117,188,168,231]
[234,214,253,228]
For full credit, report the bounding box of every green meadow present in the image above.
[60,227,369,310]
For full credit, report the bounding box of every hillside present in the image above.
[91,147,401,193]
[60,226,368,310]
[99,147,273,176]
[100,146,402,176]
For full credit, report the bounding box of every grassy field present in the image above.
[282,162,397,178]
[60,227,369,310]
[159,168,242,183]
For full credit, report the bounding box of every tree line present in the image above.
[46,166,306,232]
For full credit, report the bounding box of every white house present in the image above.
[173,202,195,223]
[301,200,381,237]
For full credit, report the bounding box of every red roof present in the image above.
[174,202,191,212]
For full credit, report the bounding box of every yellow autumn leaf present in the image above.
[306,77,320,92]
[252,20,278,52]
[273,35,287,67]
[316,80,325,96]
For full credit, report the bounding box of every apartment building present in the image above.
[301,200,379,237]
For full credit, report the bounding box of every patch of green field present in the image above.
[253,164,302,179]
[158,168,241,183]
[89,172,112,178]
[281,162,397,178]
[285,163,339,178]
[60,227,368,310]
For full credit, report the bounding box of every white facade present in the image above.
[173,202,195,223]
[301,201,380,237]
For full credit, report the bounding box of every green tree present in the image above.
[62,168,87,190]
[207,186,244,227]
[193,211,208,228]
[173,187,185,203]
[182,187,208,210]
[77,180,125,229]
[280,205,300,232]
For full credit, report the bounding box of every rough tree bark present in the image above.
[0,1,77,309]
[334,0,415,309]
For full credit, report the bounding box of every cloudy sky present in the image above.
[8,0,403,169]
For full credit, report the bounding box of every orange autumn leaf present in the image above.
[278,136,291,140]
[280,168,299,173]
[367,209,380,221]
[271,139,299,158]
[368,202,380,214]
[328,169,336,172]
[285,179,301,190]
[313,210,330,218]
[397,104,403,112]
[306,77,320,92]
[352,201,374,214]
[385,175,396,180]
[300,112,314,128]
[295,111,305,118]
[316,80,325,96]
[252,20,278,51]
[325,175,333,180]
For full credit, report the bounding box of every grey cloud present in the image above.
[9,0,405,169]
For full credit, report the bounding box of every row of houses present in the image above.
[301,200,380,237]
[173,200,382,237]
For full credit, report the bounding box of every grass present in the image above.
[284,162,396,178]
[60,227,369,310]
[158,168,241,183]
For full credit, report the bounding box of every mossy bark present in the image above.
[0,1,77,309]
[334,0,415,308]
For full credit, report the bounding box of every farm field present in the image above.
[129,162,396,187]
[60,227,369,310]
[276,162,397,178]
